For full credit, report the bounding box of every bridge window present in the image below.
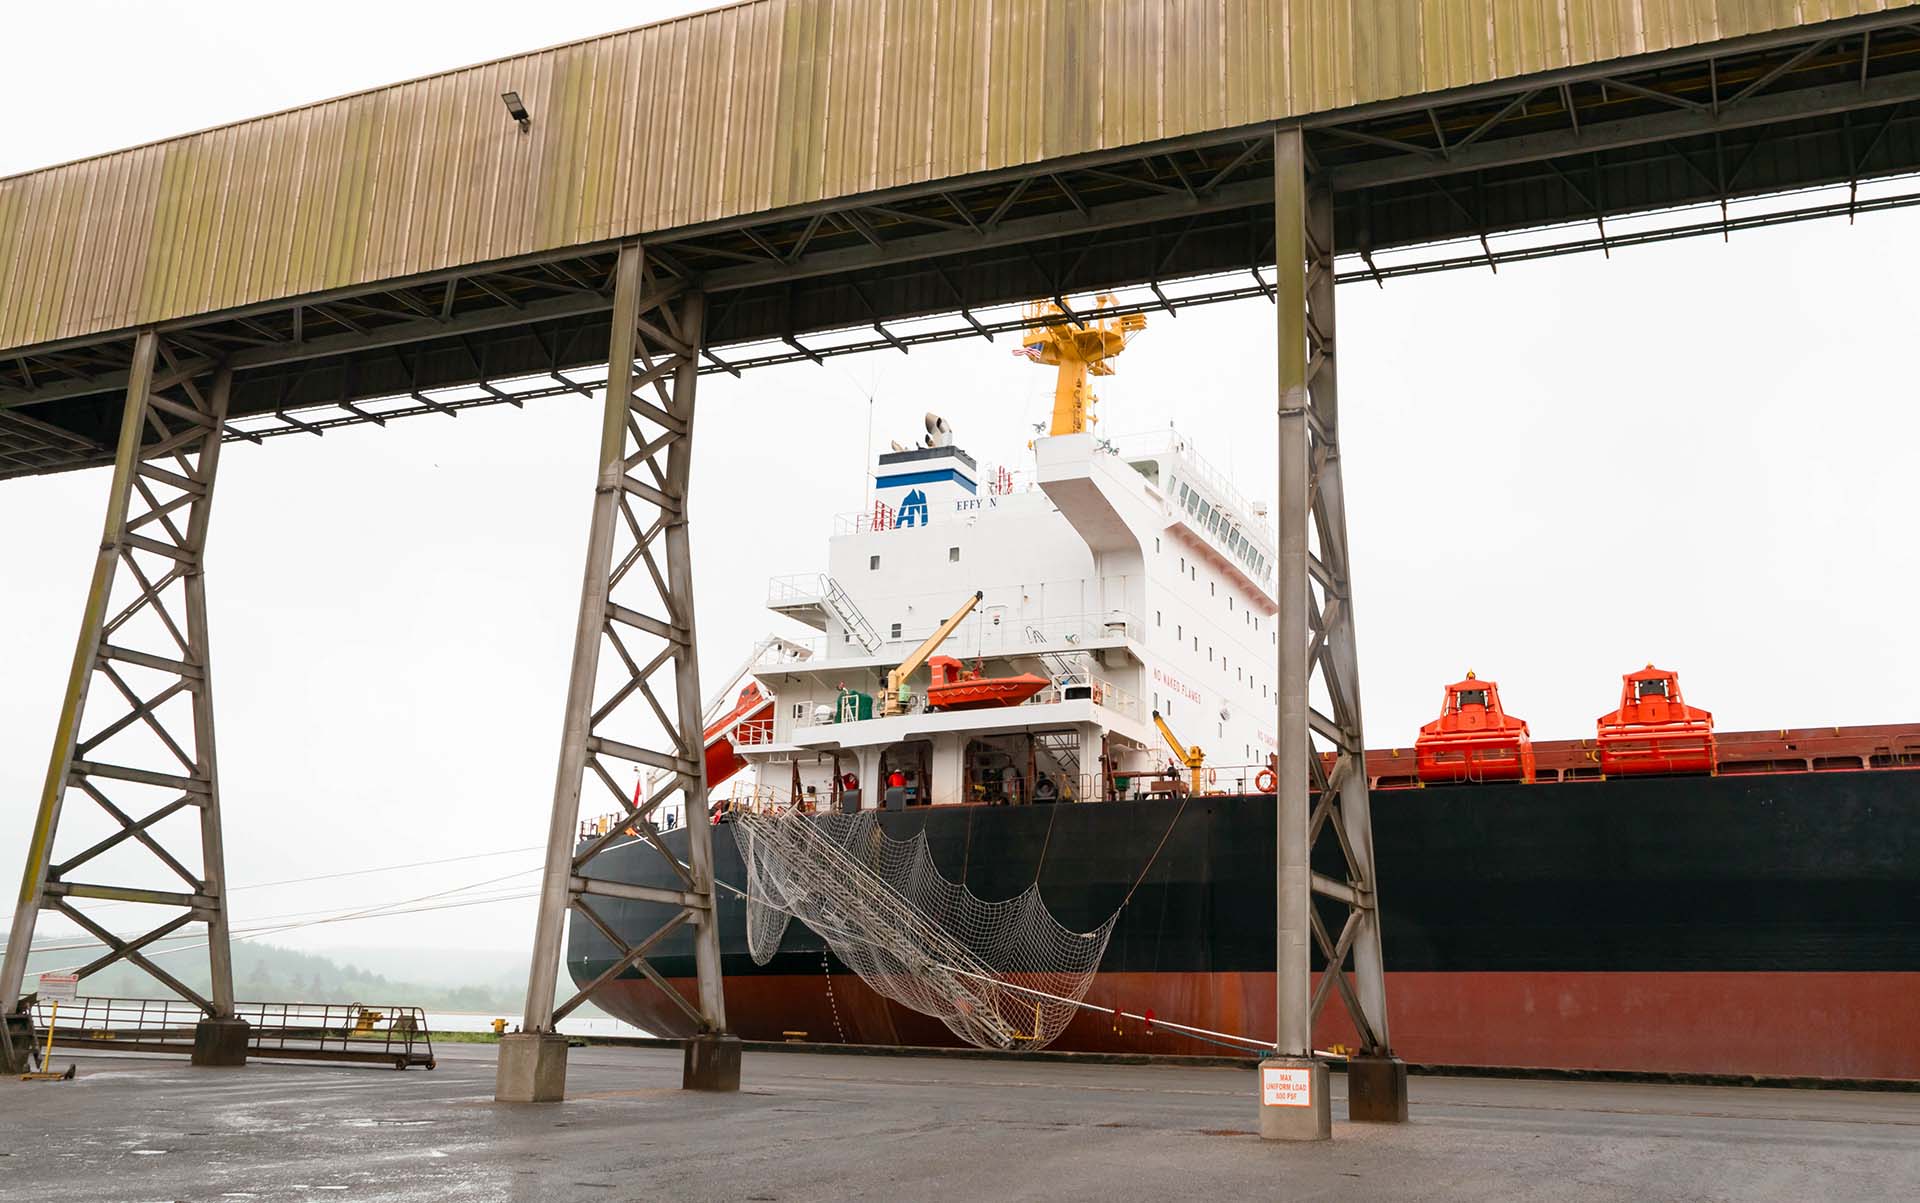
[869,555,880,570]
[1458,689,1488,709]
[890,622,902,639]
[949,546,960,562]
[1636,678,1669,699]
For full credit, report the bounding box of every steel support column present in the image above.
[1,331,242,1058]
[1264,127,1404,1139]
[500,242,733,1103]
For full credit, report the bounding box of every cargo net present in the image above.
[736,809,1117,1051]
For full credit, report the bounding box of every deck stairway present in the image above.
[821,576,882,654]
[1033,732,1081,795]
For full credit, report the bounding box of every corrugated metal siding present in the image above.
[3,0,1913,354]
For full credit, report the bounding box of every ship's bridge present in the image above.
[1113,430,1278,600]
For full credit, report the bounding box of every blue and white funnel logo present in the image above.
[895,488,930,528]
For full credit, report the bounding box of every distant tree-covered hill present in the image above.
[22,939,561,1016]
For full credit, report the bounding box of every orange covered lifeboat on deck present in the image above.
[703,683,775,789]
[1596,665,1715,775]
[1416,673,1536,784]
[925,655,1049,711]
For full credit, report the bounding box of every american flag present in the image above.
[1013,344,1043,362]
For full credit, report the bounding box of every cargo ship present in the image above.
[569,304,1920,1081]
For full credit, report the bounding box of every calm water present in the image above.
[428,1011,654,1038]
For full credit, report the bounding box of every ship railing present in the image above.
[1110,762,1279,799]
[578,808,684,840]
[831,477,1037,534]
[765,572,825,608]
[778,610,1142,668]
[892,611,1140,656]
[1108,429,1271,544]
[715,783,823,817]
[1022,672,1140,720]
[734,716,776,747]
[28,996,435,1069]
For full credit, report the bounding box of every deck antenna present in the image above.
[835,359,886,510]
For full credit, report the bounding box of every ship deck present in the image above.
[6,1043,1914,1202]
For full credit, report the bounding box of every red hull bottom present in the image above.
[604,970,1920,1081]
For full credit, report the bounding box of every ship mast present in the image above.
[1019,295,1147,435]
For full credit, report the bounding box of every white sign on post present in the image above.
[37,973,79,1003]
[1261,1065,1312,1107]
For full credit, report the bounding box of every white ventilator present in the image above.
[736,808,1116,1050]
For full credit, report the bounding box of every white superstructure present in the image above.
[710,417,1282,815]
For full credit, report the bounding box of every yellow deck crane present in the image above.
[1151,709,1208,796]
[879,591,984,717]
[1019,295,1148,436]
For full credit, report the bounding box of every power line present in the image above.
[5,864,544,958]
[73,843,547,917]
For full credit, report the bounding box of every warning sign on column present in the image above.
[1261,1065,1312,1107]
[37,972,78,1003]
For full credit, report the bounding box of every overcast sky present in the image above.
[5,1,1917,967]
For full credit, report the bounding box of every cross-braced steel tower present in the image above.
[1,333,249,1065]
[1263,129,1403,1140]
[498,244,736,1100]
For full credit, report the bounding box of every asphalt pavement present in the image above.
[2,1042,1915,1202]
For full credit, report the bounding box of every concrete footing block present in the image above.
[683,1033,741,1091]
[1346,1055,1410,1122]
[1257,1056,1331,1141]
[495,1032,569,1102]
[191,1017,250,1068]
[1,1013,34,1075]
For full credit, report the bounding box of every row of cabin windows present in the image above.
[1168,551,1262,633]
[869,546,963,572]
[1167,474,1269,581]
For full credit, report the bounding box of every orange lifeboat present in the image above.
[1415,672,1536,784]
[925,656,1048,711]
[1597,665,1715,776]
[703,682,776,789]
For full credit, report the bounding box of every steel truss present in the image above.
[514,243,729,1078]
[9,11,1920,478]
[1,332,239,1029]
[1272,131,1392,1068]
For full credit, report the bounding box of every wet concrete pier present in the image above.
[3,1044,1915,1202]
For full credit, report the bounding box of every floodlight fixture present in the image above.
[501,91,531,133]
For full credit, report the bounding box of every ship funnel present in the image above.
[924,412,954,448]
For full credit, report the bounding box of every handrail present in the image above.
[31,996,435,1069]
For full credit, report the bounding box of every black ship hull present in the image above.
[568,769,1920,1079]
